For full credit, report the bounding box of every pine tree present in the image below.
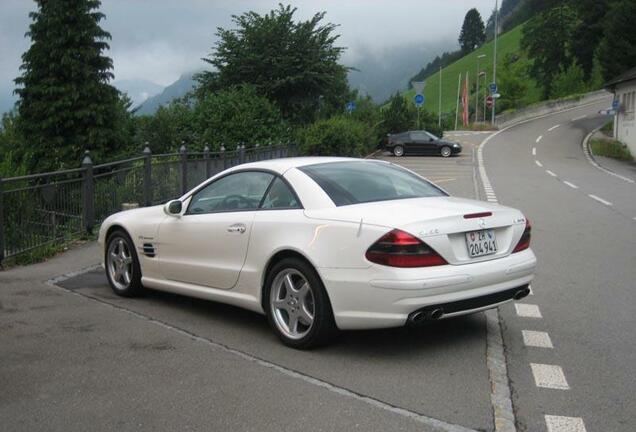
[459,9,486,53]
[15,0,120,170]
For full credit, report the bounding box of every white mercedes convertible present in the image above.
[98,157,536,348]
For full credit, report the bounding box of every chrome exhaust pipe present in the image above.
[409,311,426,324]
[513,287,531,300]
[427,308,444,320]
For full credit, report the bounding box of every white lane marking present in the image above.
[535,160,543,167]
[545,415,587,432]
[582,129,635,183]
[588,194,612,206]
[532,147,536,156]
[548,124,561,132]
[522,330,554,348]
[563,181,579,189]
[530,363,570,390]
[515,303,542,318]
[546,170,557,177]
[571,115,586,121]
[536,135,543,143]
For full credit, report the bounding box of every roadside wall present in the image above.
[613,81,636,157]
[495,90,612,129]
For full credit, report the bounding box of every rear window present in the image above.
[298,161,446,206]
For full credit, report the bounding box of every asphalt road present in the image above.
[2,102,633,432]
[480,100,636,432]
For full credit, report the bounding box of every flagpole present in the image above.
[438,66,442,129]
[491,0,498,125]
[465,71,470,127]
[455,72,461,130]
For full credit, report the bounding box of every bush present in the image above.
[194,85,289,150]
[590,138,633,161]
[550,62,587,99]
[299,116,374,157]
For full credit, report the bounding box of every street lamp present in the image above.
[476,54,486,123]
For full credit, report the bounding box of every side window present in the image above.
[187,171,274,214]
[260,177,301,209]
[411,132,429,141]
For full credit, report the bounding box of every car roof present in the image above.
[225,156,372,174]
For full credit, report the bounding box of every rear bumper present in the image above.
[319,248,536,330]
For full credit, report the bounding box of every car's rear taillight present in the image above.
[365,229,448,267]
[512,218,531,253]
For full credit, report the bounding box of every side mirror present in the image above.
[164,200,183,217]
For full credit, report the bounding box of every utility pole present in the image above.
[438,65,442,129]
[491,0,498,125]
[476,54,485,123]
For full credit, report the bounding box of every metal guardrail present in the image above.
[0,143,294,264]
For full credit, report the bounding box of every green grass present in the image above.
[590,138,634,161]
[401,23,541,115]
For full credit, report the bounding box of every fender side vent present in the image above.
[142,243,155,258]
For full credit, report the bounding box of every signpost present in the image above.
[411,80,426,129]
[486,95,493,109]
[345,101,356,114]
[612,99,620,111]
[489,83,498,94]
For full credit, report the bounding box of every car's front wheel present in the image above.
[440,145,452,157]
[393,145,404,157]
[265,257,336,349]
[105,230,143,297]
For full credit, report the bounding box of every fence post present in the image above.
[255,143,260,161]
[0,175,4,267]
[81,151,94,236]
[204,145,211,178]
[143,144,152,206]
[180,144,188,195]
[239,144,246,164]
[220,145,226,169]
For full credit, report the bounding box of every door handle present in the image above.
[227,224,246,234]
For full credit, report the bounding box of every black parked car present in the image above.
[385,130,462,157]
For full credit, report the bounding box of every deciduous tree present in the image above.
[196,4,350,125]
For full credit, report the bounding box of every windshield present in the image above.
[298,161,446,206]
[426,132,440,140]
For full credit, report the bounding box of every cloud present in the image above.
[0,0,494,108]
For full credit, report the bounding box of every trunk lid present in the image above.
[304,197,526,264]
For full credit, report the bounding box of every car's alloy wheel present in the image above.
[270,269,315,339]
[265,258,336,348]
[393,145,404,157]
[105,230,143,297]
[440,146,452,157]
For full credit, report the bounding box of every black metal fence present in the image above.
[0,143,294,264]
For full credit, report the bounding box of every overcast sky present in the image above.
[0,0,494,107]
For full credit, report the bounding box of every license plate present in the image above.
[465,229,497,257]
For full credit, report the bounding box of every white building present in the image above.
[605,66,636,156]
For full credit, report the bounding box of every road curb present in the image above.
[581,128,635,184]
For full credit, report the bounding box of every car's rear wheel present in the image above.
[105,230,143,297]
[393,145,404,157]
[265,257,336,349]
[440,145,452,157]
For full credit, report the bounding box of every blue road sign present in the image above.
[345,101,356,113]
[489,83,497,94]
[414,94,425,107]
[612,99,619,110]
